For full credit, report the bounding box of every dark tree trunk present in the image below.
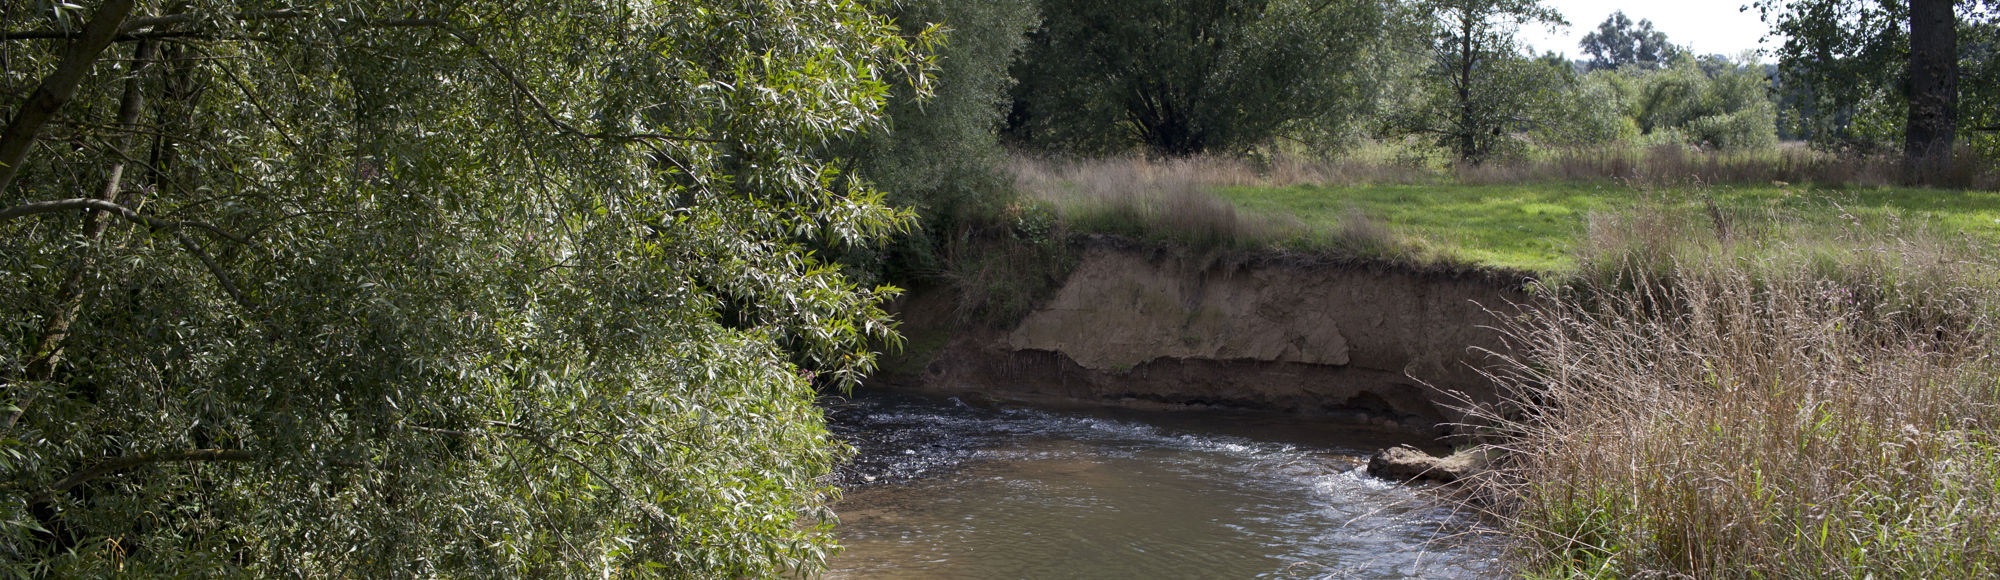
[0,0,136,196]
[1457,9,1476,162]
[1903,0,1957,184]
[10,40,155,430]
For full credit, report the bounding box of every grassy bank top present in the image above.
[1219,182,2000,271]
[1013,155,2000,273]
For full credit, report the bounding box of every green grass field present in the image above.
[1213,183,2000,271]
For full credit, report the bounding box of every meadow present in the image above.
[1010,151,2000,272]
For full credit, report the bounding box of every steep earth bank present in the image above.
[873,238,1533,435]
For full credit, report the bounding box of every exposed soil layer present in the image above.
[875,238,1532,434]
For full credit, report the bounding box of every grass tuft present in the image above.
[1464,208,2000,578]
[1006,155,1433,262]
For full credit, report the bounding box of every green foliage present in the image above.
[1962,19,2000,161]
[1532,59,1641,147]
[1386,0,1566,162]
[1005,0,1386,156]
[1578,10,1684,71]
[845,0,1039,292]
[1757,0,1913,147]
[1532,55,1781,152]
[1626,56,1781,150]
[1758,0,2000,151]
[854,0,1036,229]
[0,0,923,576]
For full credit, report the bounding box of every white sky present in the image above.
[1515,0,1777,60]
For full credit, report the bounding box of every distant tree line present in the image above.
[855,0,1997,181]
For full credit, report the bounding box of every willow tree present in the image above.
[1004,0,1385,156]
[0,0,924,576]
[1390,0,1565,163]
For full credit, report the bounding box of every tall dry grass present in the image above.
[1478,144,1998,190]
[1011,144,1999,191]
[1006,155,1416,258]
[1467,207,2000,577]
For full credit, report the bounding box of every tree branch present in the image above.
[217,61,302,148]
[0,0,137,196]
[444,28,723,146]
[40,449,254,500]
[1,197,148,226]
[0,29,203,41]
[0,198,239,244]
[173,231,253,310]
[3,10,441,41]
[0,198,253,306]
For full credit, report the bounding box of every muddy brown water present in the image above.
[822,392,1503,579]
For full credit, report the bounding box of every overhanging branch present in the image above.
[444,28,723,146]
[39,449,254,500]
[1,197,255,308]
[0,198,247,245]
[2,9,440,41]
[1,197,170,229]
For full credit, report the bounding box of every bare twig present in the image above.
[217,61,302,148]
[173,231,252,310]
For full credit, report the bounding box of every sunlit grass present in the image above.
[1213,183,1607,271]
[1213,182,2000,272]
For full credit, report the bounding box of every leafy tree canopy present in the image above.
[0,0,925,576]
[1757,0,1999,165]
[1004,0,1386,156]
[1386,0,1565,162]
[1626,56,1780,150]
[851,0,1036,231]
[1579,10,1685,71]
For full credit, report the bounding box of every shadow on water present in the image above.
[821,391,1505,579]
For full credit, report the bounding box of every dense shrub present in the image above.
[1622,56,1780,151]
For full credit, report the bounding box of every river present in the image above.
[821,392,1503,579]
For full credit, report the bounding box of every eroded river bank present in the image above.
[823,391,1502,579]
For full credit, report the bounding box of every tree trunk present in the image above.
[1903,0,1956,185]
[9,40,155,428]
[1456,7,1477,163]
[0,0,137,196]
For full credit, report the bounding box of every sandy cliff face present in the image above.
[883,239,1528,432]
